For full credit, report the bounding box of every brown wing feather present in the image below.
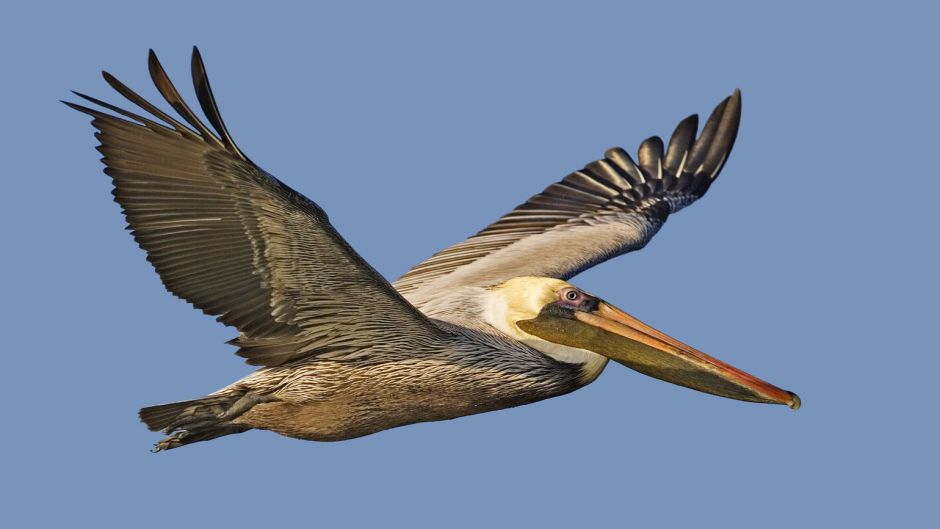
[68,48,447,366]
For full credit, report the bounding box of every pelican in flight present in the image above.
[68,48,799,451]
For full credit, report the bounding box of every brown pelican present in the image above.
[67,48,799,452]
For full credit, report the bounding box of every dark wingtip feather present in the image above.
[146,49,161,79]
[69,90,173,132]
[685,97,727,170]
[685,90,741,179]
[663,114,698,174]
[65,92,109,115]
[63,99,107,119]
[71,90,109,108]
[147,48,224,147]
[700,89,741,178]
[191,46,247,160]
[100,68,199,138]
[637,136,664,178]
[63,99,102,122]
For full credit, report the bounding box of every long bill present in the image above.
[518,302,800,408]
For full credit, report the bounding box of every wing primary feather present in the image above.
[101,70,199,139]
[589,157,644,187]
[147,49,226,148]
[663,114,698,175]
[701,88,741,179]
[602,147,639,188]
[686,93,731,173]
[637,136,664,179]
[62,100,120,125]
[190,46,248,160]
[70,91,174,133]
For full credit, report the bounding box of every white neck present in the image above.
[482,288,608,382]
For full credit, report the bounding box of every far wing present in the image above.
[395,91,741,300]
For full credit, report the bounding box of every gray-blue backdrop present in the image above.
[2,1,935,527]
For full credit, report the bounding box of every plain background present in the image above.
[2,1,937,527]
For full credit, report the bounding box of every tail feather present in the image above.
[139,395,230,432]
[139,394,253,452]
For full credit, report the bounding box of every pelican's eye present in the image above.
[557,287,598,312]
[560,288,582,302]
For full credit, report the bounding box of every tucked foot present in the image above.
[152,424,251,452]
[141,391,268,452]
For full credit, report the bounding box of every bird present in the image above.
[67,47,799,452]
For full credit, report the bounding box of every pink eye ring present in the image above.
[561,288,580,302]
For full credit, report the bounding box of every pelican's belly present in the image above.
[236,388,509,441]
[232,355,583,441]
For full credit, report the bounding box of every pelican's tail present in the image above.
[139,393,264,452]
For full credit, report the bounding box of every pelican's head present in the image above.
[485,276,800,408]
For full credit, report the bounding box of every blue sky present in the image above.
[2,1,936,527]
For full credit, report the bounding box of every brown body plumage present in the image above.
[202,335,584,444]
[69,48,797,451]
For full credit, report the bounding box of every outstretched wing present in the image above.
[68,48,448,367]
[394,91,741,301]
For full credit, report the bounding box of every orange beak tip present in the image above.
[786,392,802,410]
